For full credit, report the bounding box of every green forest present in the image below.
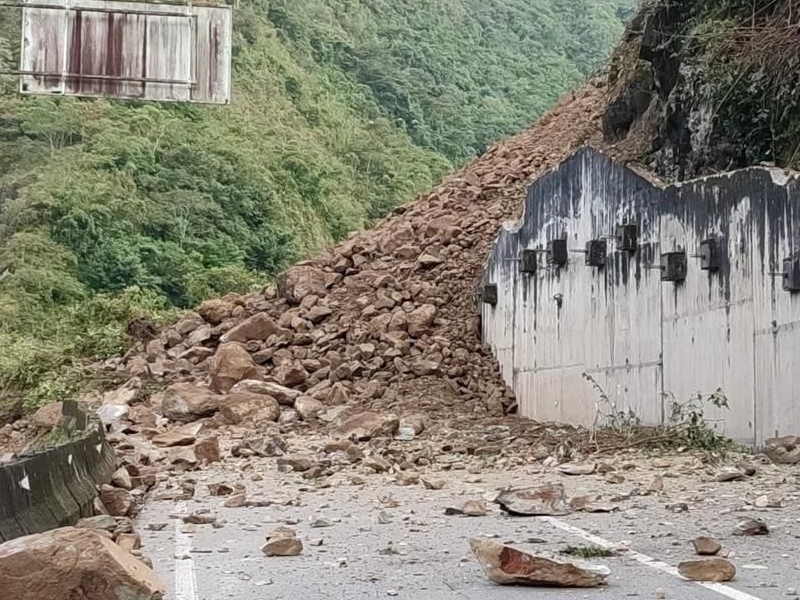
[0,0,634,413]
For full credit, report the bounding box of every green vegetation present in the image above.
[560,545,614,558]
[0,0,633,413]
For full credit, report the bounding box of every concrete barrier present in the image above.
[0,401,116,542]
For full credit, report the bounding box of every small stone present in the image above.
[646,475,663,493]
[262,527,302,557]
[558,463,595,476]
[310,518,332,528]
[734,519,768,536]
[421,477,445,490]
[462,499,487,517]
[182,512,217,525]
[223,494,247,508]
[208,483,235,497]
[716,466,745,482]
[656,588,666,599]
[693,537,721,556]
[99,485,133,517]
[605,473,625,484]
[678,558,736,582]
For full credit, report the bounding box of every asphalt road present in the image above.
[136,453,800,600]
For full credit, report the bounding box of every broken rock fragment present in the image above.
[764,435,800,464]
[495,483,569,516]
[693,537,721,556]
[337,411,399,441]
[219,392,280,425]
[678,558,736,582]
[558,463,595,476]
[100,485,133,517]
[220,313,279,344]
[262,527,303,556]
[161,383,222,423]
[734,519,768,536]
[209,342,260,393]
[0,527,164,599]
[470,538,609,587]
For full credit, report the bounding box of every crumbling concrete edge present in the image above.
[0,400,116,542]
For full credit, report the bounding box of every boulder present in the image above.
[99,485,133,517]
[470,538,609,587]
[220,313,279,344]
[261,526,303,557]
[295,396,324,421]
[764,435,800,464]
[678,558,736,582]
[161,383,222,423]
[168,446,199,470]
[276,265,328,305]
[209,343,260,393]
[194,437,221,463]
[407,304,436,336]
[0,527,164,599]
[337,411,399,441]
[152,423,203,447]
[31,402,63,429]
[219,392,280,425]
[198,298,234,324]
[274,362,309,388]
[231,380,301,406]
[111,467,133,490]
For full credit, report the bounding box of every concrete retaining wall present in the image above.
[0,401,116,542]
[481,146,800,448]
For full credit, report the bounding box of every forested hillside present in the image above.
[0,0,633,413]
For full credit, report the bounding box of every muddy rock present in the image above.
[678,558,736,582]
[220,313,279,344]
[693,537,721,556]
[209,343,260,393]
[161,383,222,423]
[470,538,609,587]
[337,411,399,441]
[0,527,164,599]
[219,392,280,425]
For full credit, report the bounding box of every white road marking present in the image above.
[541,516,766,600]
[174,502,198,600]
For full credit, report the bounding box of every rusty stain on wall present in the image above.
[481,147,800,448]
[19,0,231,103]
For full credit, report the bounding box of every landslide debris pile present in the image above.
[118,84,607,424]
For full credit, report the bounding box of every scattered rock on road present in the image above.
[470,538,609,587]
[734,519,769,536]
[678,558,736,582]
[558,463,595,476]
[693,537,721,556]
[0,527,164,600]
[716,466,745,482]
[262,527,303,557]
[495,484,569,516]
[764,435,800,464]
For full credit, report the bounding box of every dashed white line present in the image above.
[540,517,766,600]
[174,501,198,600]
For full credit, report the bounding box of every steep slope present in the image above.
[0,0,634,412]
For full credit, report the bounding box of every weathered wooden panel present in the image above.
[20,0,231,103]
[482,146,800,449]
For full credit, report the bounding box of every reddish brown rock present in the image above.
[230,380,301,406]
[209,343,260,393]
[764,435,800,464]
[274,362,309,387]
[161,383,222,422]
[31,402,63,429]
[295,396,324,421]
[470,538,608,587]
[194,437,221,463]
[220,313,279,344]
[495,484,570,516]
[0,527,164,599]
[198,298,235,324]
[261,527,303,556]
[276,265,328,304]
[407,304,437,336]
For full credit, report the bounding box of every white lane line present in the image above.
[540,516,766,600]
[174,501,198,600]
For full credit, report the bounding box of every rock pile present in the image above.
[107,83,608,428]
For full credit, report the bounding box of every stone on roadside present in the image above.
[495,484,569,516]
[152,423,203,447]
[76,515,118,532]
[194,437,221,463]
[31,402,63,429]
[462,499,488,516]
[421,477,445,490]
[0,528,163,599]
[111,467,133,490]
[261,527,303,557]
[715,466,745,482]
[100,485,133,517]
[693,537,721,556]
[295,396,324,421]
[219,392,280,425]
[470,538,609,587]
[220,313,279,344]
[558,463,595,476]
[678,558,736,582]
[230,380,301,406]
[646,475,664,493]
[764,435,800,464]
[734,519,768,536]
[223,493,247,508]
[276,454,317,472]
